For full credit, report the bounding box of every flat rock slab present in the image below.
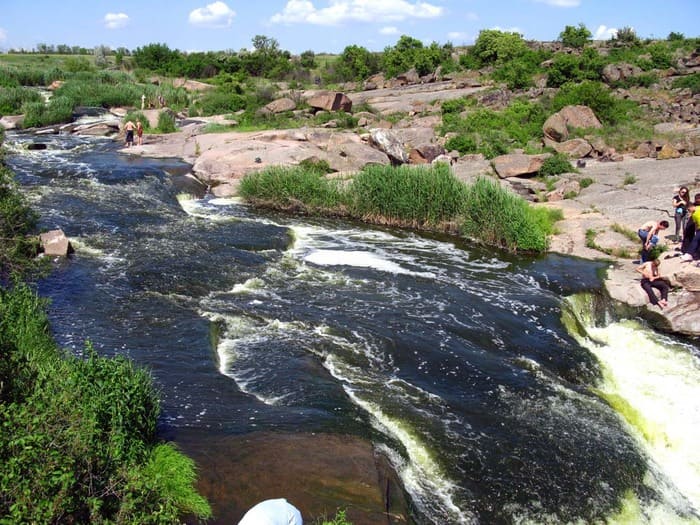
[175,430,409,525]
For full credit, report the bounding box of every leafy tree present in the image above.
[300,50,317,69]
[559,23,592,49]
[667,31,685,41]
[471,29,529,66]
[132,43,181,73]
[613,26,640,46]
[334,44,379,82]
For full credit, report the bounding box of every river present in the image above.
[4,131,699,524]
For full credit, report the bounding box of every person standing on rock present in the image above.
[123,119,135,148]
[672,186,690,242]
[136,121,143,146]
[635,258,669,309]
[638,220,669,262]
[681,195,700,262]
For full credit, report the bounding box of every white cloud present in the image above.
[271,0,444,26]
[594,24,617,40]
[447,31,469,41]
[492,26,522,35]
[104,13,129,30]
[189,1,236,28]
[380,26,400,35]
[534,0,580,6]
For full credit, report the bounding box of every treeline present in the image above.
[0,134,211,523]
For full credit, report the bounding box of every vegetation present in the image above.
[0,136,211,523]
[240,165,560,253]
[538,154,574,177]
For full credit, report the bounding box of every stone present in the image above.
[634,142,655,159]
[558,105,603,131]
[265,98,297,114]
[551,138,593,158]
[327,141,391,172]
[368,129,409,164]
[492,153,550,178]
[0,115,24,130]
[39,229,73,256]
[675,269,700,292]
[546,180,581,201]
[409,144,446,164]
[657,143,681,160]
[543,112,569,142]
[307,91,352,113]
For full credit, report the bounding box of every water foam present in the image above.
[570,312,700,518]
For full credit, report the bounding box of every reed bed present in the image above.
[240,164,559,253]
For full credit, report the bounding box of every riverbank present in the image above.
[122,126,700,336]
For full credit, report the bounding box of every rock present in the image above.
[543,112,568,142]
[492,153,550,178]
[657,143,681,160]
[550,138,593,158]
[327,141,391,172]
[602,63,643,83]
[395,68,420,86]
[307,91,353,113]
[48,80,64,90]
[634,142,655,159]
[26,143,48,150]
[546,179,581,201]
[409,144,446,164]
[0,115,24,130]
[265,98,297,114]
[675,269,700,292]
[73,123,120,137]
[558,105,603,131]
[368,129,409,164]
[39,229,73,257]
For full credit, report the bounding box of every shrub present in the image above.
[445,134,477,154]
[549,81,637,125]
[461,177,559,252]
[580,177,594,188]
[0,87,43,115]
[156,111,177,133]
[20,95,74,128]
[559,24,592,49]
[539,153,574,177]
[672,73,700,94]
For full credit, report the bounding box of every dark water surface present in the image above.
[6,132,699,524]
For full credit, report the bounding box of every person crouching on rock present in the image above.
[638,220,669,262]
[635,258,669,309]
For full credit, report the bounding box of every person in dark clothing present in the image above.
[635,258,669,308]
[672,186,690,242]
[681,202,696,254]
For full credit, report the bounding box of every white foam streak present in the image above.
[575,319,700,515]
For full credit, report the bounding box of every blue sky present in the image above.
[1,0,698,54]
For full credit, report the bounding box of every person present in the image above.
[635,258,669,309]
[637,219,669,262]
[136,121,143,146]
[671,186,690,242]
[238,498,302,525]
[681,201,697,254]
[681,194,700,262]
[124,119,135,147]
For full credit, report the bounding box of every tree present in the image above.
[471,29,528,66]
[334,45,379,82]
[613,26,640,46]
[559,23,592,49]
[133,43,181,72]
[300,50,317,69]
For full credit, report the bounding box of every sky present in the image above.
[1,0,698,55]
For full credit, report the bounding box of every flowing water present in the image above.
[5,131,700,524]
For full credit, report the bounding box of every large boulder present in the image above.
[39,229,73,257]
[492,153,550,178]
[368,129,409,164]
[0,115,24,130]
[306,92,352,113]
[326,141,391,172]
[602,62,643,84]
[264,98,297,114]
[543,105,602,143]
[549,138,593,158]
[409,144,446,164]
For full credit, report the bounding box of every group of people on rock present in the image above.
[635,185,700,309]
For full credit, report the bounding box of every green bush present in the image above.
[0,87,43,115]
[549,81,637,125]
[0,284,212,524]
[461,177,559,252]
[445,134,477,154]
[20,95,74,128]
[539,153,574,177]
[672,72,700,94]
[559,24,592,49]
[156,111,177,133]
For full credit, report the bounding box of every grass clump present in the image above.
[238,165,346,214]
[538,153,574,177]
[461,177,560,252]
[349,163,465,228]
[240,166,561,253]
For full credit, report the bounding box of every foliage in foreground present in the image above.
[240,165,559,253]
[0,165,41,282]
[0,283,212,524]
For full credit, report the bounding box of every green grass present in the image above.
[239,166,560,253]
[623,173,637,185]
